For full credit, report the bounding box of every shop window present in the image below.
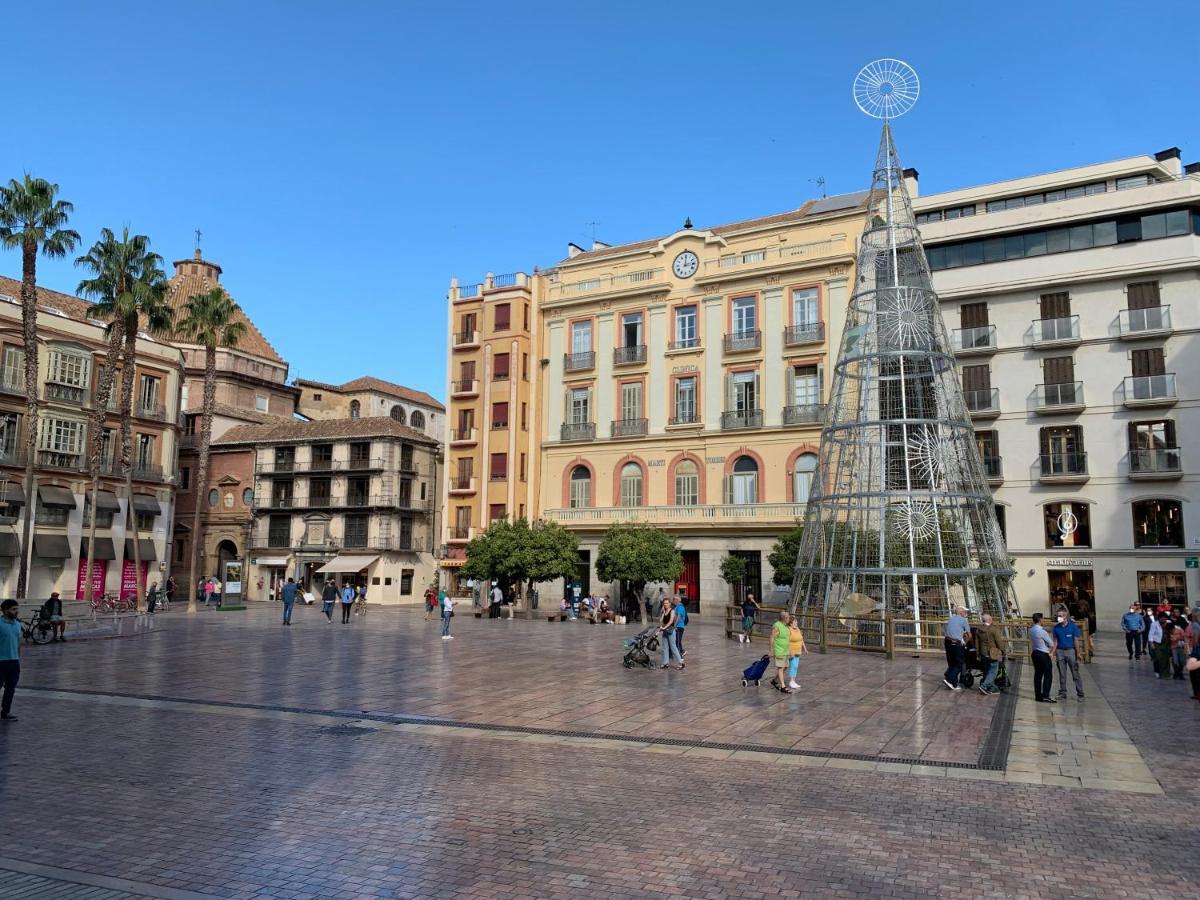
[400,569,414,595]
[1132,499,1183,548]
[1137,571,1187,610]
[1043,502,1090,549]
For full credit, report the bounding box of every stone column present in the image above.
[647,302,668,433]
[702,295,724,431]
[762,286,784,427]
[596,312,614,439]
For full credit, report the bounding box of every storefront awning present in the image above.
[81,537,117,560]
[124,537,157,561]
[131,494,162,515]
[440,557,466,568]
[253,556,290,566]
[39,485,77,509]
[95,490,121,512]
[316,554,379,574]
[0,532,19,557]
[34,533,71,559]
[0,483,25,505]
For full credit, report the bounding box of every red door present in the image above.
[675,550,701,613]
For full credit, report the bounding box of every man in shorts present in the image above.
[40,592,66,642]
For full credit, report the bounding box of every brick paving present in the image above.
[0,606,1196,898]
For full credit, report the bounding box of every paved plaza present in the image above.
[0,604,1197,899]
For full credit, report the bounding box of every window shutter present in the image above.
[752,371,760,410]
[1165,420,1177,446]
[725,373,733,412]
[564,389,571,424]
[817,363,825,399]
[1038,427,1050,457]
[1127,281,1160,310]
[1127,422,1139,450]
[785,366,795,407]
[1131,348,1165,377]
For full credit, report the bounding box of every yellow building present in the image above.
[535,201,864,610]
[441,272,538,591]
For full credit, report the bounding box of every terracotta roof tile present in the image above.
[166,258,285,364]
[182,401,288,425]
[0,274,107,324]
[296,376,445,412]
[214,416,436,447]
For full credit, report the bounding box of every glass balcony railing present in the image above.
[964,387,1000,414]
[1035,381,1084,410]
[1040,452,1088,478]
[1129,447,1182,476]
[1031,315,1080,345]
[1118,305,1171,336]
[1123,374,1177,405]
[952,324,996,353]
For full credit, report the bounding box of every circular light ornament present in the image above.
[853,59,920,119]
[891,500,938,542]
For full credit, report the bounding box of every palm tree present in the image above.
[75,229,156,601]
[0,176,79,598]
[176,287,245,612]
[111,243,173,608]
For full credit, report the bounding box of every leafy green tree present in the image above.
[462,517,578,595]
[718,554,748,604]
[766,525,805,586]
[524,519,580,586]
[596,522,682,608]
[0,176,79,597]
[176,287,246,611]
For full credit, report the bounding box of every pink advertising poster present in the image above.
[75,558,108,599]
[120,560,148,601]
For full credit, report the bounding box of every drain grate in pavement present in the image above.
[976,659,1022,771]
[316,723,377,737]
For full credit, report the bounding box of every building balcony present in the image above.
[449,428,477,446]
[668,412,701,427]
[369,537,425,553]
[721,409,763,431]
[491,419,508,431]
[951,324,997,355]
[560,422,595,442]
[451,379,479,398]
[1030,315,1081,348]
[1034,382,1085,414]
[667,338,701,352]
[346,456,384,472]
[613,345,647,366]
[132,463,164,482]
[1122,374,1177,408]
[544,502,808,529]
[254,458,387,475]
[448,526,474,543]
[449,476,477,495]
[36,450,83,472]
[1118,305,1172,340]
[782,403,825,426]
[981,455,1003,484]
[43,381,88,405]
[452,330,481,350]
[264,496,297,509]
[548,268,664,299]
[0,373,25,395]
[563,351,595,373]
[1129,447,1183,480]
[137,403,167,422]
[180,434,199,451]
[611,418,648,438]
[723,331,761,353]
[1039,452,1089,483]
[702,237,848,275]
[964,387,1000,419]
[784,322,825,347]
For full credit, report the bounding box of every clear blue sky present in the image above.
[3,1,1194,400]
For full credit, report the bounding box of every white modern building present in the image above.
[914,148,1200,622]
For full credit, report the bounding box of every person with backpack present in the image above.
[320,580,337,623]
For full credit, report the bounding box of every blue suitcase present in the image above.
[741,655,771,686]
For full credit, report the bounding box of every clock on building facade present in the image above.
[672,250,699,279]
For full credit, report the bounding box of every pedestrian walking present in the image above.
[738,592,759,644]
[489,583,503,619]
[786,615,806,691]
[147,582,159,614]
[165,575,176,608]
[942,605,971,691]
[770,611,792,693]
[281,577,298,625]
[1140,607,1153,657]
[1052,610,1085,701]
[1,599,21,721]
[1121,604,1145,660]
[975,612,1007,695]
[658,596,683,670]
[441,594,454,639]
[340,583,355,624]
[1029,612,1055,703]
[320,580,336,622]
[672,595,688,658]
[1169,619,1188,680]
[424,586,436,621]
[1148,613,1167,678]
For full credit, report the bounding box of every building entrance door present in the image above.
[676,550,700,613]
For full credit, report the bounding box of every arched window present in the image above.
[674,459,699,506]
[390,405,406,424]
[349,399,360,418]
[619,462,643,507]
[729,455,758,505]
[1133,499,1183,548]
[410,410,425,430]
[792,453,818,504]
[569,465,591,509]
[207,488,219,508]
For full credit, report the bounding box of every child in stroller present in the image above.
[622,625,661,668]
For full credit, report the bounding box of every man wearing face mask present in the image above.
[1121,604,1145,661]
[1051,608,1085,701]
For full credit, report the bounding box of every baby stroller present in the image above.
[622,626,661,668]
[741,655,771,686]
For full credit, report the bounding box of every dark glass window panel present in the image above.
[959,205,976,217]
[1132,499,1184,548]
[1141,213,1166,240]
[1005,235,1025,259]
[1116,217,1142,243]
[944,207,961,220]
[1023,193,1043,206]
[961,242,984,266]
[1006,197,1025,210]
[927,246,946,270]
[1024,231,1047,256]
[1164,209,1189,236]
[1085,182,1107,196]
[1044,190,1065,202]
[1064,185,1086,199]
[944,244,963,268]
[986,200,1006,213]
[1092,220,1117,246]
[1046,229,1070,254]
[1069,225,1093,251]
[983,238,1005,263]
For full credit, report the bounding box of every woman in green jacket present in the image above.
[770,611,792,693]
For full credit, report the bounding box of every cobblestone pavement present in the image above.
[0,606,1196,899]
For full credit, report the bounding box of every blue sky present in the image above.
[3,1,1195,400]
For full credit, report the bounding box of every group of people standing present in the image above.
[1120,603,1200,697]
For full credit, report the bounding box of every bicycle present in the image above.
[20,615,55,645]
[89,594,116,614]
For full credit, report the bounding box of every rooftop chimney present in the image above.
[1154,147,1182,177]
[591,240,611,251]
[902,167,919,198]
[567,242,585,258]
[1184,162,1200,176]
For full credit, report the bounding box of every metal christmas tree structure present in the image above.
[789,60,1018,623]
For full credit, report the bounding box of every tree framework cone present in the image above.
[789,122,1019,623]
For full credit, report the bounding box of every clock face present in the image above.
[672,250,699,279]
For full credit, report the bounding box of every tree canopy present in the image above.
[461,517,579,587]
[767,525,805,586]
[719,554,748,585]
[595,523,682,594]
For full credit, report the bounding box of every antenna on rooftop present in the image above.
[194,228,203,253]
[811,177,827,198]
[584,221,600,244]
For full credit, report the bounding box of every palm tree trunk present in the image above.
[84,322,123,602]
[118,328,142,608]
[17,238,39,600]
[188,345,217,612]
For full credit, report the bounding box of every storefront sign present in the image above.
[1046,558,1092,569]
[75,558,107,598]
[120,559,149,601]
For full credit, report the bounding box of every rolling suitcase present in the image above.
[741,655,771,686]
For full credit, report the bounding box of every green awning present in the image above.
[0,483,25,505]
[124,537,157,561]
[0,532,19,557]
[34,533,71,559]
[81,537,117,560]
[94,490,121,512]
[39,485,77,509]
[131,494,161,515]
